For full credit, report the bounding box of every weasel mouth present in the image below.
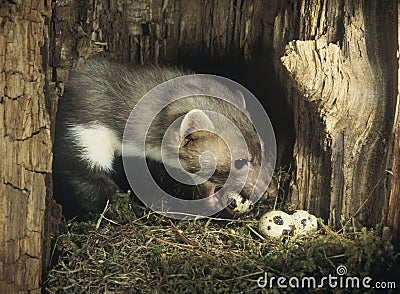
[211,185,222,201]
[205,185,225,210]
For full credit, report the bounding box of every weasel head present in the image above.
[162,107,277,214]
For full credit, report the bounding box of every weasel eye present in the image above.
[235,158,248,169]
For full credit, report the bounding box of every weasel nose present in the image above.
[246,177,278,203]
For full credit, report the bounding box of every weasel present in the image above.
[54,58,278,218]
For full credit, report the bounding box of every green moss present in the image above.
[45,208,399,293]
[104,190,134,224]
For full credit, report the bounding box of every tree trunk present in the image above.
[387,123,400,242]
[273,0,399,236]
[386,8,400,240]
[0,1,52,293]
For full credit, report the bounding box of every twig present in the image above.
[169,220,198,247]
[149,235,217,261]
[246,224,266,241]
[95,200,120,229]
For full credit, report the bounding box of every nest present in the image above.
[44,192,399,293]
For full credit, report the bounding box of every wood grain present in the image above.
[0,1,52,292]
[273,0,397,231]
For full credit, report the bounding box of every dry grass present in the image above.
[44,192,399,293]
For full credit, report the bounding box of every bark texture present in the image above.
[273,0,398,231]
[0,0,52,293]
[53,0,279,64]
[387,124,400,242]
[386,4,400,241]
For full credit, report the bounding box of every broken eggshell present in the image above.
[225,192,253,214]
[259,210,294,239]
[291,210,318,235]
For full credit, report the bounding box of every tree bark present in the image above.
[386,4,400,241]
[387,124,400,242]
[53,0,280,64]
[0,1,52,293]
[273,0,398,234]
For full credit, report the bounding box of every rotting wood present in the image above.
[273,0,397,231]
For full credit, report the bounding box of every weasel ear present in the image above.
[179,109,215,140]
